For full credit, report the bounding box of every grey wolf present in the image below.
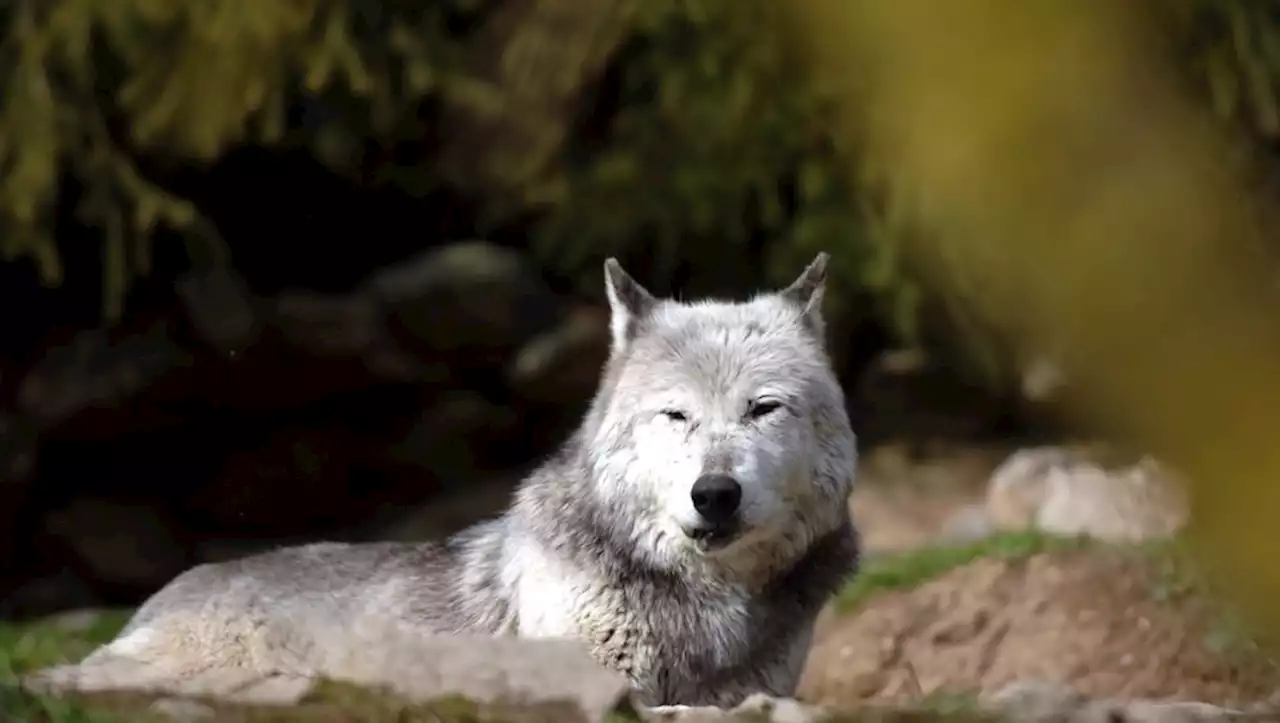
[24,253,860,708]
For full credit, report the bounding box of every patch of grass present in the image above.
[0,610,132,680]
[912,690,983,716]
[1,684,161,723]
[1136,537,1280,673]
[835,531,1097,612]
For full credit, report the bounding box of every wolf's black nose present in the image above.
[691,474,742,525]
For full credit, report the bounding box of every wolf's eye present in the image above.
[660,409,688,423]
[747,399,783,420]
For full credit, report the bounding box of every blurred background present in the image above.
[2,0,1280,647]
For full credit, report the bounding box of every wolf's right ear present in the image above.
[603,258,656,352]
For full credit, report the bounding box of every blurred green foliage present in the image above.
[794,0,1280,640]
[0,0,493,317]
[1174,0,1280,144]
[4,0,1280,388]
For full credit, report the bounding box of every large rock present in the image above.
[366,240,562,369]
[941,445,1190,544]
[988,680,1246,723]
[507,303,610,406]
[324,634,633,721]
[987,446,1189,542]
[27,634,635,723]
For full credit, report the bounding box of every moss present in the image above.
[0,610,131,679]
[834,531,1097,612]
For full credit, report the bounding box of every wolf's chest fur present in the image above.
[512,545,756,701]
[504,520,857,706]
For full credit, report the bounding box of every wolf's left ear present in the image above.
[604,258,657,352]
[781,252,829,337]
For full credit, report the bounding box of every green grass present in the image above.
[0,610,132,681]
[834,530,1098,612]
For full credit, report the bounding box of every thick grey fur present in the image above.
[25,253,860,708]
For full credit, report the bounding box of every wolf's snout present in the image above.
[691,474,742,525]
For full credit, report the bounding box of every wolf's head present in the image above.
[582,254,857,576]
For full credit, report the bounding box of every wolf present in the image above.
[24,253,860,709]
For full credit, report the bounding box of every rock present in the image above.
[1036,455,1188,542]
[43,608,116,634]
[149,697,217,720]
[101,634,632,722]
[732,693,830,723]
[983,446,1189,543]
[270,289,389,359]
[0,411,38,576]
[375,471,521,542]
[190,423,377,535]
[0,411,38,482]
[389,390,520,489]
[986,680,1243,723]
[22,634,631,722]
[0,568,100,619]
[508,303,610,405]
[16,324,192,430]
[937,503,997,546]
[42,499,191,590]
[269,288,430,383]
[366,241,562,367]
[986,680,1086,722]
[1090,699,1242,723]
[331,634,632,722]
[984,446,1085,531]
[640,694,832,723]
[176,266,264,357]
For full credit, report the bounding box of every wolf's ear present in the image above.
[603,258,656,352]
[781,252,829,337]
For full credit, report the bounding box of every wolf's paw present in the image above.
[642,703,696,717]
[641,703,728,721]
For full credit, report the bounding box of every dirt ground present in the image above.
[846,442,999,556]
[803,443,1280,710]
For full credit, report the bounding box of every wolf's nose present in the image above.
[691,474,742,524]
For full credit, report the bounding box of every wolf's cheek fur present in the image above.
[589,415,706,533]
[730,420,814,527]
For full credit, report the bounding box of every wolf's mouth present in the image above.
[686,523,741,552]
